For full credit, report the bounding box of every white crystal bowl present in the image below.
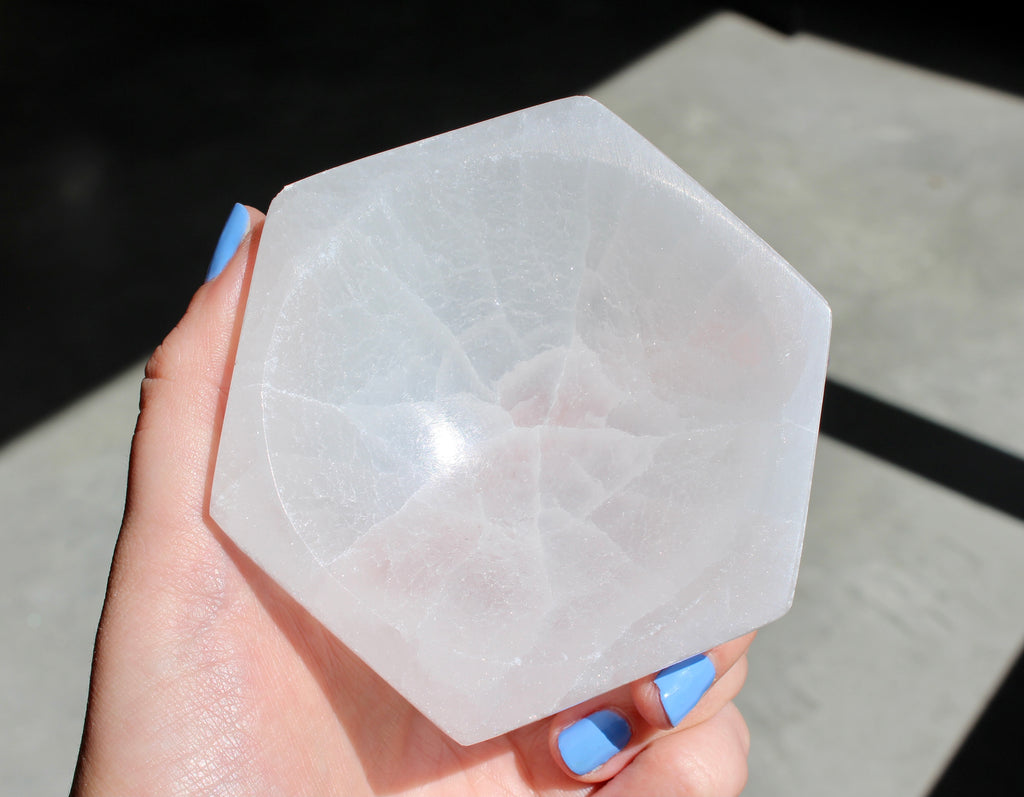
[211,96,831,744]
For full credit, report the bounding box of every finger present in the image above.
[549,634,754,782]
[74,205,266,794]
[551,699,638,782]
[549,654,750,783]
[633,631,756,731]
[110,204,264,611]
[126,204,264,530]
[599,701,750,797]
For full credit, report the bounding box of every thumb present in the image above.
[125,205,265,533]
[73,205,266,796]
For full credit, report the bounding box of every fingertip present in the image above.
[206,203,252,282]
[555,709,633,777]
[631,653,714,731]
[634,633,757,731]
[654,654,716,727]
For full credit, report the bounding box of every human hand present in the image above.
[72,205,755,795]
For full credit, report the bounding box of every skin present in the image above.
[72,206,755,796]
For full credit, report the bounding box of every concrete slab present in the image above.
[737,438,1024,796]
[1,364,142,795]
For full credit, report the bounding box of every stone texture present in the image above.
[210,96,831,744]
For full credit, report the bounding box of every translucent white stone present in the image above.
[211,96,831,745]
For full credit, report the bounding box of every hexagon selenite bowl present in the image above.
[210,96,831,745]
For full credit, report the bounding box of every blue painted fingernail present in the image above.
[654,653,716,727]
[206,203,249,282]
[557,709,631,775]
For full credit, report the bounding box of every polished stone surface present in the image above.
[211,96,830,743]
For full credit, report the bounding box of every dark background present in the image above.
[3,1,1021,793]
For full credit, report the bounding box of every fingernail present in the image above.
[557,709,631,775]
[654,653,716,727]
[206,203,249,282]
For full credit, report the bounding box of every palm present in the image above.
[226,535,580,796]
[76,452,579,795]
